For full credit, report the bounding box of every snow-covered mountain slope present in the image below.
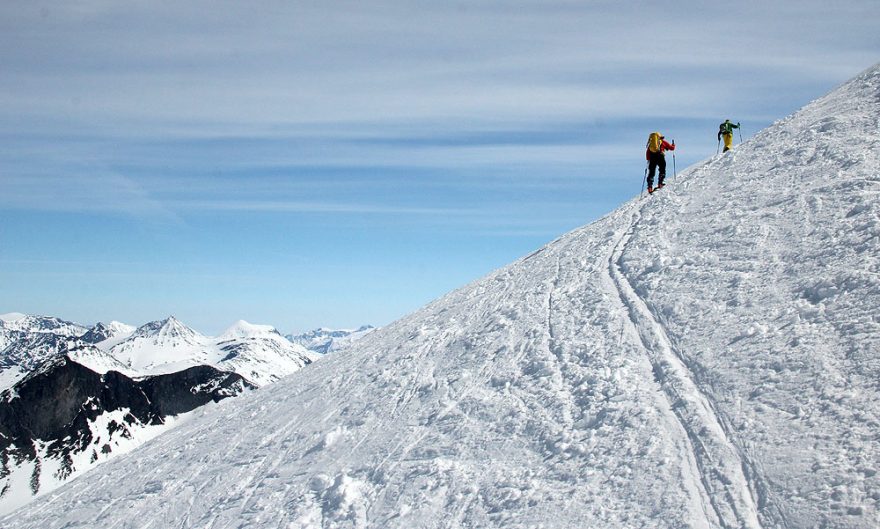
[0,334,71,390]
[0,314,23,352]
[79,321,136,348]
[215,320,319,386]
[65,342,136,376]
[107,317,318,386]
[0,314,87,361]
[108,316,214,373]
[0,314,317,389]
[288,325,376,354]
[0,314,87,338]
[6,64,880,529]
[0,316,96,391]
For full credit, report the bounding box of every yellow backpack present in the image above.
[647,132,662,153]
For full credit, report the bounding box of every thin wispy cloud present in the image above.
[2,1,874,130]
[1,171,182,222]
[168,200,475,216]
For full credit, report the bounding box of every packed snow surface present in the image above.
[6,65,879,528]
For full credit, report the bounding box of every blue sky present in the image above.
[1,1,877,334]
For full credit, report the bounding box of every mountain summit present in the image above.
[218,320,278,341]
[6,65,879,528]
[109,316,211,373]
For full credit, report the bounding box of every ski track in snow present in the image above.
[608,203,763,529]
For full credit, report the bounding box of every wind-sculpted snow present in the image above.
[6,64,879,528]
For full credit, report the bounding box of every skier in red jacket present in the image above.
[645,134,675,193]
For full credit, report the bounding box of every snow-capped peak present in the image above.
[0,313,27,324]
[106,321,136,334]
[103,316,318,385]
[80,321,137,352]
[286,325,376,354]
[155,316,197,340]
[0,314,87,336]
[130,316,203,342]
[109,317,210,373]
[218,320,279,341]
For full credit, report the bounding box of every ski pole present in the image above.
[641,165,647,196]
[716,139,720,154]
[672,152,676,179]
[738,127,743,144]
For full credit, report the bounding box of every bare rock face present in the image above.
[0,353,253,508]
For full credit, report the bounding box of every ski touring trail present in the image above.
[607,201,764,529]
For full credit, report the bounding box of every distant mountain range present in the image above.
[90,316,320,386]
[286,325,376,354]
[0,312,372,514]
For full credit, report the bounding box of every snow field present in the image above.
[622,66,880,527]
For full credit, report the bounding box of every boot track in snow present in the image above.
[606,204,764,529]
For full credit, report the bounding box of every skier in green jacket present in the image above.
[718,119,740,152]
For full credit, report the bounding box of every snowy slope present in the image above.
[0,314,24,352]
[0,314,87,361]
[66,342,137,376]
[5,64,879,528]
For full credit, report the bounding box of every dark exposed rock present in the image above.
[78,323,113,344]
[0,356,254,498]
